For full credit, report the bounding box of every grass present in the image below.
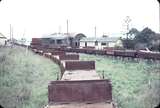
[0,47,159,108]
[80,54,160,108]
[0,46,59,108]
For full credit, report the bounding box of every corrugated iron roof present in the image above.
[42,33,86,39]
[42,33,68,39]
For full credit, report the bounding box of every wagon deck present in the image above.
[61,70,100,80]
[48,102,113,108]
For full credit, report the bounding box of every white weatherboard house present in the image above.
[80,36,123,49]
[0,33,7,46]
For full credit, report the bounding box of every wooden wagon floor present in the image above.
[48,102,113,108]
[61,70,100,80]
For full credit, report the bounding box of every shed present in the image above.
[0,33,7,46]
[80,36,123,49]
[41,33,86,48]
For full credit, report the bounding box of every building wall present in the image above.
[41,38,70,48]
[108,42,116,47]
[0,38,7,46]
[80,41,95,48]
[80,42,86,48]
[80,41,122,49]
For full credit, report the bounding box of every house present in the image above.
[80,36,123,49]
[41,33,69,48]
[70,33,86,48]
[0,33,7,46]
[41,33,86,48]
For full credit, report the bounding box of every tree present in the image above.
[128,28,139,39]
[134,27,155,45]
[122,27,160,51]
[121,38,135,49]
[121,28,139,49]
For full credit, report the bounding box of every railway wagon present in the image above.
[48,80,113,108]
[124,50,137,58]
[59,54,79,61]
[31,38,42,45]
[94,49,106,55]
[75,48,87,53]
[30,38,42,49]
[113,50,137,58]
[113,50,125,57]
[58,54,80,78]
[50,51,66,65]
[61,61,99,80]
[106,50,115,56]
[64,61,95,70]
[137,51,160,60]
[82,47,95,54]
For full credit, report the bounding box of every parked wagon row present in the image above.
[31,47,114,108]
[58,47,160,60]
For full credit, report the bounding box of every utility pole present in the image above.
[11,26,14,46]
[67,19,69,35]
[94,26,97,38]
[157,0,160,32]
[10,24,14,46]
[66,19,70,47]
[124,16,131,39]
[10,24,12,42]
[58,26,61,34]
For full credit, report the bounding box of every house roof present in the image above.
[42,33,68,39]
[80,37,120,42]
[0,33,7,39]
[42,33,86,40]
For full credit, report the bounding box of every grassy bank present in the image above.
[0,46,59,108]
[80,54,160,108]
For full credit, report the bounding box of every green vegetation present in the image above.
[80,54,160,108]
[0,46,159,108]
[122,27,160,51]
[0,46,59,108]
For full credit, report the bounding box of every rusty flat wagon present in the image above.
[61,61,100,80]
[48,80,113,108]
[30,47,114,108]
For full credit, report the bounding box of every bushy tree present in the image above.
[122,27,160,51]
[134,28,155,44]
[121,39,135,49]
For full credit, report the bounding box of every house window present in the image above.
[75,42,78,47]
[57,40,62,44]
[50,40,55,44]
[101,42,106,46]
[85,42,87,47]
[95,41,98,46]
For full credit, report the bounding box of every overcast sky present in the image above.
[0,0,159,40]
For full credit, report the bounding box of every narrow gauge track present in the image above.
[31,47,114,108]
